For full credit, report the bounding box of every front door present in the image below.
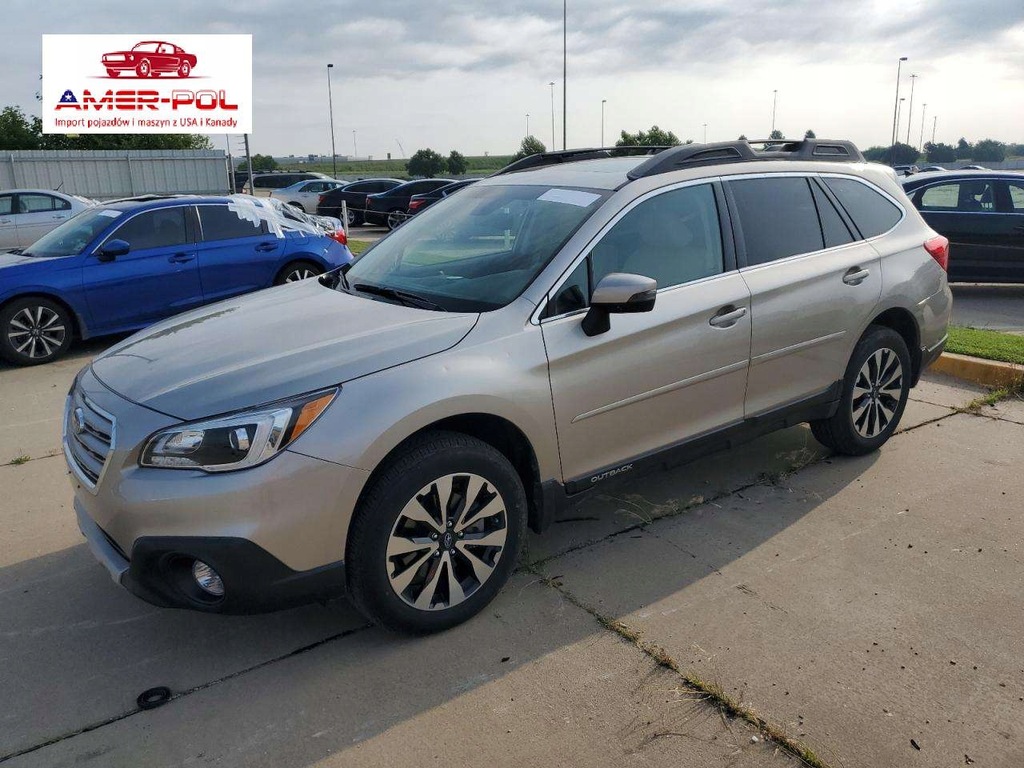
[13,193,74,247]
[0,194,16,249]
[541,182,751,485]
[83,205,204,333]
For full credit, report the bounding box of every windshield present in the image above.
[24,208,121,258]
[344,183,607,312]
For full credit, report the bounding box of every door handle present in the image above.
[709,305,747,328]
[843,266,870,285]
[255,241,278,252]
[51,215,67,220]
[168,252,195,263]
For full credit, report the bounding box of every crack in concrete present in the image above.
[0,623,372,764]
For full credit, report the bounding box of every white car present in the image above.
[269,179,346,213]
[0,189,95,250]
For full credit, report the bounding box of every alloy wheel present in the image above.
[7,306,66,360]
[386,473,508,611]
[285,267,317,282]
[851,347,903,439]
[387,210,405,230]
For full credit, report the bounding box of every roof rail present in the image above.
[627,138,864,179]
[493,145,672,176]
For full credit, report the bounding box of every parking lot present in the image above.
[3,344,1024,767]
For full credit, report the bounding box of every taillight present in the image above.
[924,235,949,271]
[408,199,424,211]
[330,229,347,246]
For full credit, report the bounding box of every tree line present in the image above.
[0,104,212,151]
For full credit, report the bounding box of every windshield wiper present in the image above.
[352,283,447,312]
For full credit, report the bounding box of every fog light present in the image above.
[191,560,225,597]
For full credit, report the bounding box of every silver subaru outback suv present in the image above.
[67,139,951,633]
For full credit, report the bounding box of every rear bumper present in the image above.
[76,499,347,613]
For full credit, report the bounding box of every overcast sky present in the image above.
[7,0,1024,160]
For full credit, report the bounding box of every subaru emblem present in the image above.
[72,407,86,435]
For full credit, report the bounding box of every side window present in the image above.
[544,259,590,318]
[198,205,268,241]
[302,182,325,193]
[110,207,188,250]
[729,177,823,266]
[18,194,60,213]
[917,181,997,213]
[0,195,12,215]
[823,177,902,236]
[591,184,724,290]
[810,182,854,248]
[1008,182,1024,213]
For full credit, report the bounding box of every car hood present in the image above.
[0,251,36,270]
[90,280,478,420]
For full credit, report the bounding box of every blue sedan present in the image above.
[0,195,352,365]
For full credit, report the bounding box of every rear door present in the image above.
[195,202,285,300]
[541,181,752,484]
[0,194,16,249]
[82,205,203,333]
[906,178,1002,281]
[726,174,884,416]
[14,193,74,246]
[991,179,1024,281]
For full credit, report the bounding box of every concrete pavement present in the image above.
[4,342,1024,767]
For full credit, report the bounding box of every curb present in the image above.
[929,352,1024,388]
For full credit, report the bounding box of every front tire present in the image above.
[810,325,911,456]
[346,431,527,634]
[106,68,120,78]
[135,58,152,78]
[0,297,73,366]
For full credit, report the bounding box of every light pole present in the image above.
[601,99,606,146]
[919,103,928,149]
[326,63,337,177]
[526,113,530,138]
[562,0,567,149]
[932,115,937,144]
[352,129,357,158]
[889,56,908,163]
[905,73,917,145]
[771,89,778,134]
[896,97,905,150]
[703,123,707,143]
[549,82,556,147]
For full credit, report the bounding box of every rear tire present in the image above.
[135,58,152,77]
[0,297,73,366]
[345,431,527,634]
[274,260,323,285]
[810,325,911,456]
[386,209,405,231]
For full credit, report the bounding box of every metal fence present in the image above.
[1,150,231,200]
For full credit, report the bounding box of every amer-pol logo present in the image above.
[42,34,251,134]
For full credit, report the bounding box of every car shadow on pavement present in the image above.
[0,424,877,765]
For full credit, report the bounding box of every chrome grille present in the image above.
[64,387,115,490]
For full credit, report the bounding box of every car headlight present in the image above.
[140,389,337,472]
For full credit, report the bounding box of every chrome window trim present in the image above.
[533,177,728,325]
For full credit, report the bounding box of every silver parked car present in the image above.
[0,189,95,250]
[67,139,951,633]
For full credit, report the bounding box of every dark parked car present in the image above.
[101,41,197,78]
[0,196,351,365]
[407,179,478,216]
[902,170,1024,282]
[364,179,456,230]
[316,178,404,227]
[893,165,920,177]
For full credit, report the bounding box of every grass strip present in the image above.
[947,326,1024,366]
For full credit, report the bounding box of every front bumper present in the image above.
[67,365,369,613]
[76,501,346,613]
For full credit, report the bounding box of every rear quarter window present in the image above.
[823,177,902,238]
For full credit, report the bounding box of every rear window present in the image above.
[198,204,268,241]
[823,177,902,238]
[729,177,824,266]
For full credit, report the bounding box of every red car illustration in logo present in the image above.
[100,41,197,78]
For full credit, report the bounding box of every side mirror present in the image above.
[581,272,657,337]
[96,239,130,262]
